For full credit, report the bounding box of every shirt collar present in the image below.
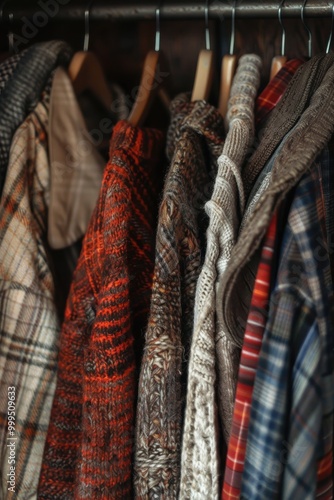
[48,67,105,249]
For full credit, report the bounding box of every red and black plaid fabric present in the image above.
[38,120,164,499]
[222,212,278,499]
[255,59,304,127]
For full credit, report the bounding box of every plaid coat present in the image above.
[0,101,60,498]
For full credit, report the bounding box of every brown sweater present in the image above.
[134,94,225,499]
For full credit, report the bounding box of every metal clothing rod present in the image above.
[5,0,333,22]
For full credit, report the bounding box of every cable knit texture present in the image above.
[179,54,261,500]
[134,96,225,499]
[217,53,334,359]
[38,121,164,499]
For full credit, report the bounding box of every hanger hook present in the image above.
[0,0,6,25]
[155,1,161,51]
[278,0,286,56]
[326,3,334,53]
[205,0,211,51]
[8,11,14,54]
[229,0,236,55]
[83,0,94,52]
[301,0,312,58]
[0,0,15,54]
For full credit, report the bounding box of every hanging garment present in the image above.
[243,52,334,197]
[0,52,21,92]
[134,95,225,499]
[214,56,334,497]
[0,59,115,497]
[239,60,305,235]
[0,41,73,197]
[242,155,334,499]
[240,60,309,230]
[222,212,279,499]
[49,67,128,318]
[240,120,299,235]
[179,54,261,500]
[48,67,106,250]
[47,67,108,317]
[77,83,129,161]
[217,52,334,359]
[221,61,313,498]
[255,59,304,127]
[0,100,60,499]
[39,121,165,499]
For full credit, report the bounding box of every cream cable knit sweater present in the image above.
[179,54,261,500]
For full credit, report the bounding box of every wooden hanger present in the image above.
[191,50,214,102]
[128,51,169,127]
[128,5,170,127]
[191,1,214,102]
[270,54,287,80]
[270,0,287,80]
[68,0,113,111]
[218,55,237,116]
[68,52,113,110]
[218,0,237,117]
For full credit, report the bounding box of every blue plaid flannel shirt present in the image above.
[241,148,334,500]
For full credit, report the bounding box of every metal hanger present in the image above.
[229,0,236,57]
[128,1,170,126]
[83,1,91,52]
[155,3,161,52]
[0,0,15,55]
[301,0,312,58]
[191,0,214,101]
[270,1,288,80]
[326,3,334,53]
[68,0,113,111]
[218,0,238,117]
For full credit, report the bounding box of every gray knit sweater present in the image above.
[179,54,261,500]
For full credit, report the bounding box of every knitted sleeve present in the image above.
[179,54,261,500]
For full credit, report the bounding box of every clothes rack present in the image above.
[3,0,334,22]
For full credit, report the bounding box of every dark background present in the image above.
[0,0,331,101]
